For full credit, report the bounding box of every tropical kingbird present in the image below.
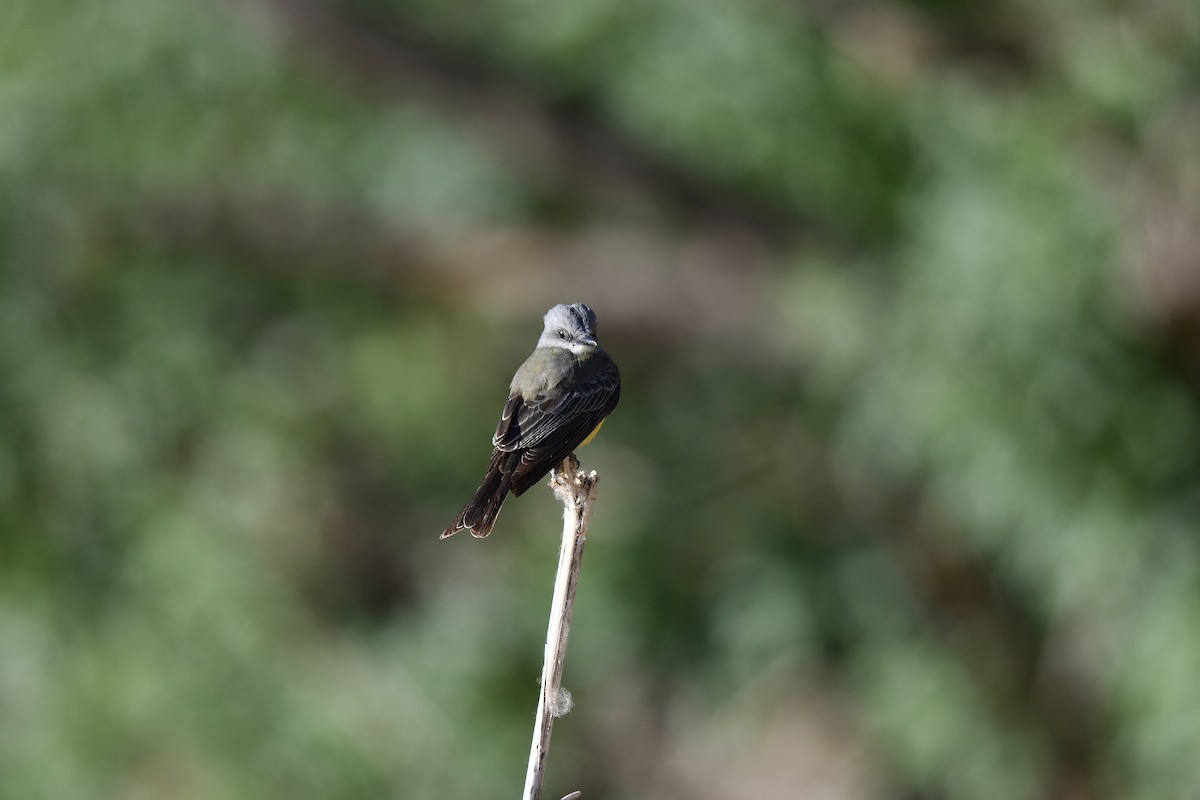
[441,303,621,539]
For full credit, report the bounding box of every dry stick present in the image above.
[522,455,600,800]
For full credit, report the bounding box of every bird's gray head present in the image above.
[538,303,601,352]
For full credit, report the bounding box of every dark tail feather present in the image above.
[440,454,512,539]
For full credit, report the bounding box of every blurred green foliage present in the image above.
[3,0,1200,798]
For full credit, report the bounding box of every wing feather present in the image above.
[492,393,524,448]
[510,362,620,450]
[486,358,620,496]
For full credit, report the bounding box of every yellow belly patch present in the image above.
[578,419,605,447]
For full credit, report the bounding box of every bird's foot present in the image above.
[550,454,597,505]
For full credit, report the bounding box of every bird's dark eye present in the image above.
[558,330,568,339]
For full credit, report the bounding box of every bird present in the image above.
[441,303,620,539]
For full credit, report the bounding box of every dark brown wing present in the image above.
[447,356,618,537]
[495,359,620,496]
[492,392,524,449]
[513,362,624,443]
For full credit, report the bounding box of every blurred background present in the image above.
[3,0,1200,798]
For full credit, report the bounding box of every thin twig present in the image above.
[522,454,599,800]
